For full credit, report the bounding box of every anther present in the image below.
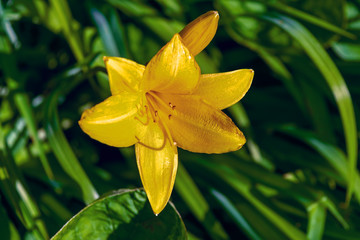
[168,114,172,120]
[155,110,158,117]
[169,102,176,109]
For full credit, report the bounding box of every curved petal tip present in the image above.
[179,10,220,56]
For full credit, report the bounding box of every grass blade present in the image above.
[228,103,273,170]
[226,27,306,114]
[210,188,262,240]
[1,54,54,182]
[277,126,360,206]
[175,163,229,240]
[262,12,358,204]
[261,1,357,40]
[49,0,84,61]
[89,4,127,57]
[1,130,48,239]
[44,68,99,204]
[307,199,326,240]
[195,158,307,240]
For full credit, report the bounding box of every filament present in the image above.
[146,93,177,151]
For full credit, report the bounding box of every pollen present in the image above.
[168,102,176,110]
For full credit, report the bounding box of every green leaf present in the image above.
[175,163,229,240]
[51,189,187,240]
[332,42,360,61]
[89,6,120,57]
[262,12,358,204]
[210,188,262,240]
[194,158,307,240]
[226,27,306,115]
[48,0,84,61]
[298,79,336,144]
[0,132,48,239]
[228,103,274,170]
[44,65,101,204]
[0,201,12,240]
[307,198,327,240]
[261,0,356,40]
[277,126,360,208]
[89,4,127,58]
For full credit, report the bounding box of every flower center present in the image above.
[134,91,177,151]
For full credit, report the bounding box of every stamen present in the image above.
[149,93,176,151]
[148,92,173,111]
[137,105,147,117]
[169,102,176,110]
[146,98,158,123]
[134,103,150,126]
[135,136,166,150]
[168,114,172,120]
[160,118,177,150]
[134,116,149,126]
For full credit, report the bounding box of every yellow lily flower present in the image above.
[79,11,254,215]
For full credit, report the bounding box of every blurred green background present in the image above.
[1,0,360,239]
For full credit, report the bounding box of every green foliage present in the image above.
[0,0,360,239]
[52,189,186,240]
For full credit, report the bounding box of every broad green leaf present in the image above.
[51,189,187,240]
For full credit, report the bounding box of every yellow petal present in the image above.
[142,34,200,94]
[79,93,144,147]
[152,93,245,153]
[193,69,254,110]
[104,56,145,95]
[135,121,178,215]
[179,11,219,56]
